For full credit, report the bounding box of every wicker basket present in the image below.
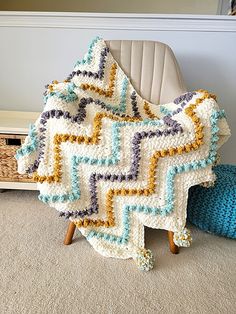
[0,133,34,182]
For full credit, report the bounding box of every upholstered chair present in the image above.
[64,40,187,254]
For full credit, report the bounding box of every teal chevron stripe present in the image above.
[104,78,129,113]
[160,105,172,116]
[15,124,38,160]
[87,109,226,244]
[44,77,129,116]
[74,36,101,67]
[44,36,128,112]
[44,36,102,104]
[43,82,78,104]
[38,118,164,203]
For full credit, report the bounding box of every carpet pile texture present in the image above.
[0,190,235,314]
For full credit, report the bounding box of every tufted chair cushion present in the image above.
[106,40,187,105]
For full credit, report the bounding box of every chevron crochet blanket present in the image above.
[16,37,230,271]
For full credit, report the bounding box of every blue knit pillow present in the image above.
[187,164,236,239]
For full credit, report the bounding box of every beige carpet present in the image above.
[0,190,235,314]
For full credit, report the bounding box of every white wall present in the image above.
[0,12,235,164]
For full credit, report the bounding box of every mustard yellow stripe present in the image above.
[33,112,141,183]
[74,91,211,228]
[34,89,215,229]
[80,63,117,98]
[144,101,159,119]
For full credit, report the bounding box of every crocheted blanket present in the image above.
[16,37,231,271]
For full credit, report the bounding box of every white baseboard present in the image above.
[0,181,37,190]
[0,11,235,32]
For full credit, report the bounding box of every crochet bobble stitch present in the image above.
[23,76,221,245]
[85,107,225,246]
[53,119,164,214]
[44,82,78,104]
[131,91,141,117]
[144,101,159,119]
[174,91,197,105]
[36,90,205,186]
[74,36,101,68]
[134,248,155,271]
[74,91,209,229]
[36,44,198,176]
[36,90,210,225]
[71,47,110,81]
[43,36,102,94]
[67,123,181,222]
[80,63,117,98]
[34,102,178,186]
[31,78,128,174]
[15,124,38,160]
[33,113,141,183]
[173,228,192,247]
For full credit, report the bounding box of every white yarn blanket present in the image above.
[16,37,230,270]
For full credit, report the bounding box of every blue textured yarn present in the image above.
[15,124,38,160]
[187,164,236,239]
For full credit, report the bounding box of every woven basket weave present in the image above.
[0,133,34,182]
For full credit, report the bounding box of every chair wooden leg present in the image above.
[168,231,179,254]
[64,221,76,245]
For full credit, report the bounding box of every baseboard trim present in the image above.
[0,11,235,32]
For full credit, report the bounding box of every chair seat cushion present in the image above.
[187,164,236,239]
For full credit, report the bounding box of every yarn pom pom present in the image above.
[173,228,192,247]
[134,248,155,271]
